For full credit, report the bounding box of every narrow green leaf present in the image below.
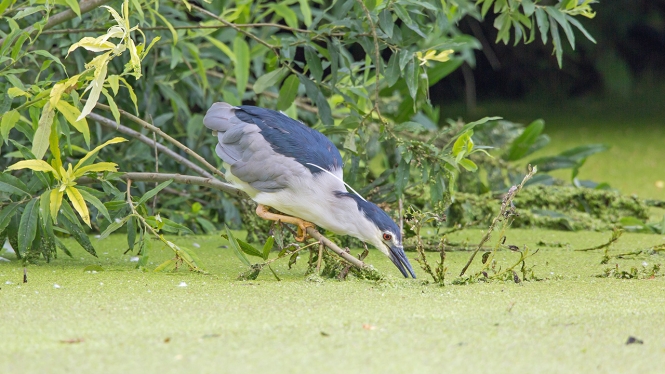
[566,15,597,44]
[549,16,563,67]
[32,103,55,160]
[233,37,250,99]
[127,216,136,251]
[481,0,494,17]
[0,172,30,197]
[558,144,609,161]
[101,88,121,125]
[405,59,419,100]
[99,216,130,239]
[535,7,549,45]
[159,217,194,234]
[298,0,312,27]
[253,67,287,94]
[0,202,20,235]
[379,9,393,38]
[458,158,478,172]
[262,236,274,260]
[64,0,81,17]
[546,7,575,49]
[237,238,263,258]
[154,259,176,272]
[137,180,173,206]
[522,0,535,16]
[385,53,400,87]
[195,216,217,234]
[33,49,67,73]
[77,188,111,222]
[276,74,300,111]
[59,202,97,257]
[304,46,323,82]
[150,8,178,44]
[271,3,298,29]
[504,119,545,161]
[204,36,235,62]
[10,33,29,61]
[18,199,39,256]
[224,225,251,267]
[395,158,410,197]
[0,0,13,15]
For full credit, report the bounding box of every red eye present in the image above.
[383,233,392,241]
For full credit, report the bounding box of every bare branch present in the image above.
[93,102,227,180]
[87,112,215,179]
[305,228,368,270]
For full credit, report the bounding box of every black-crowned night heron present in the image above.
[204,102,416,278]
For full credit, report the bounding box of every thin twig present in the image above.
[151,130,159,212]
[87,112,215,179]
[305,227,367,269]
[459,165,537,276]
[575,229,623,252]
[316,241,324,274]
[93,102,226,179]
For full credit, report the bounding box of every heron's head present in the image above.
[336,192,416,278]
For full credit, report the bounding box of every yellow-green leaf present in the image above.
[64,0,81,17]
[107,74,120,95]
[150,8,177,45]
[74,137,127,170]
[101,88,121,125]
[50,189,64,224]
[65,186,91,227]
[117,76,138,114]
[1,109,20,140]
[126,37,142,78]
[73,162,118,178]
[67,36,115,55]
[204,36,235,62]
[49,116,62,175]
[142,36,161,58]
[298,0,312,27]
[32,102,55,160]
[56,100,90,147]
[101,5,125,29]
[7,159,58,174]
[50,74,80,108]
[78,55,109,120]
[7,87,29,98]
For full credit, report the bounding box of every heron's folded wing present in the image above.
[204,102,310,192]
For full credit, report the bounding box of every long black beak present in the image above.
[389,245,416,278]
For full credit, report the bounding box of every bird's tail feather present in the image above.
[203,102,243,133]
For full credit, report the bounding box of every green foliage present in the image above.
[448,185,650,232]
[0,0,599,269]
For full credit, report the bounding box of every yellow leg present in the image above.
[255,204,315,242]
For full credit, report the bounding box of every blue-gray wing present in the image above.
[203,102,343,192]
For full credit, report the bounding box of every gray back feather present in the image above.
[204,102,310,192]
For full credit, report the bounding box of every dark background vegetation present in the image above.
[437,0,665,106]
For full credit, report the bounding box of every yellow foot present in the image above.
[255,204,315,242]
[295,221,316,242]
